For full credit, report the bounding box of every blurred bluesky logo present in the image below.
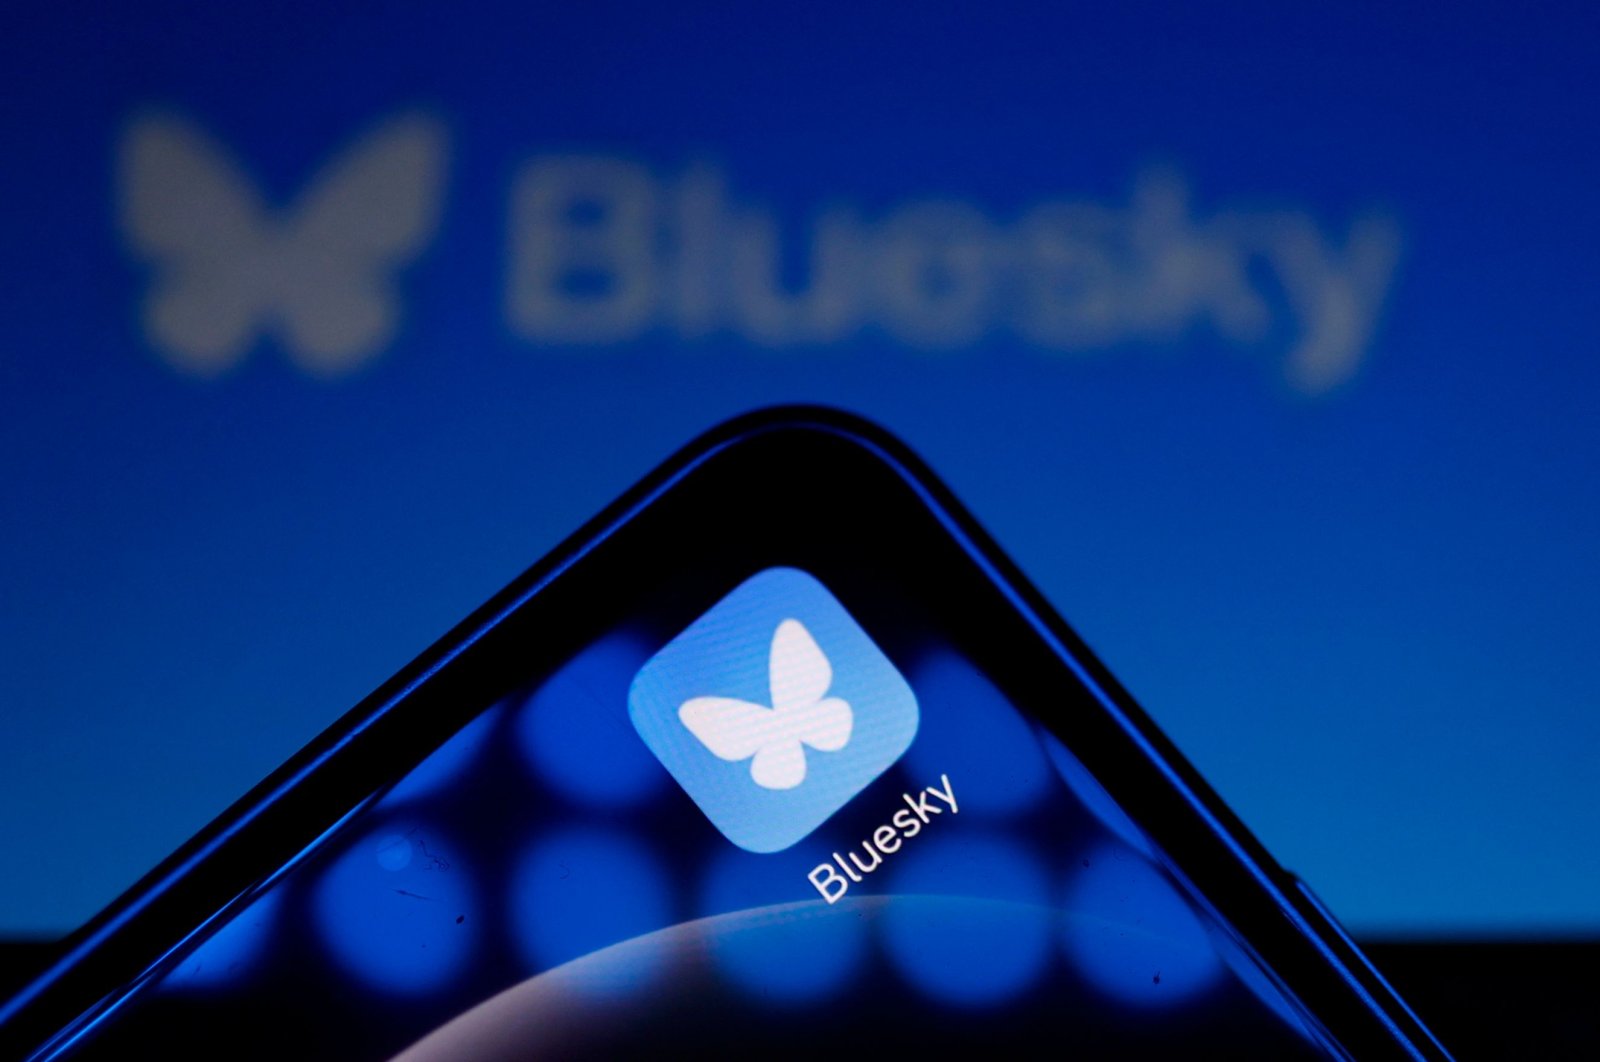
[117,110,1398,393]
[118,111,449,377]
[509,162,1400,395]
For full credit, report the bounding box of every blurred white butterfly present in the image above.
[118,110,448,377]
[679,619,854,790]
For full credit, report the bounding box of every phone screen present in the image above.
[50,553,1337,1059]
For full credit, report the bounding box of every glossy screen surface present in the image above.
[54,563,1332,1059]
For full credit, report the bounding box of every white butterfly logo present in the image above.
[117,109,448,378]
[678,619,854,790]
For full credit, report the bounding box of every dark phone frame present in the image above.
[1,407,1448,1060]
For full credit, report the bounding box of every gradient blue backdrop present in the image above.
[1,0,1596,937]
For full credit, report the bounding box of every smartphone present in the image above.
[0,408,1448,1059]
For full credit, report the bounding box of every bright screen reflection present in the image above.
[62,625,1331,1060]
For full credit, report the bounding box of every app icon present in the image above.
[629,567,919,853]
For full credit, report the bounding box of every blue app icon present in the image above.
[629,567,920,853]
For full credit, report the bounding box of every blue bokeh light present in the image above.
[162,889,283,990]
[881,833,1052,1005]
[698,845,866,1003]
[515,633,665,807]
[509,827,672,993]
[380,703,503,807]
[1061,842,1223,1007]
[311,823,477,995]
[903,651,1049,817]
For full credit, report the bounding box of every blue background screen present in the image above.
[1,1,1596,938]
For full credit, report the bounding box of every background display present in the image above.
[2,1,1597,946]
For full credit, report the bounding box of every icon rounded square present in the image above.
[628,567,919,853]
